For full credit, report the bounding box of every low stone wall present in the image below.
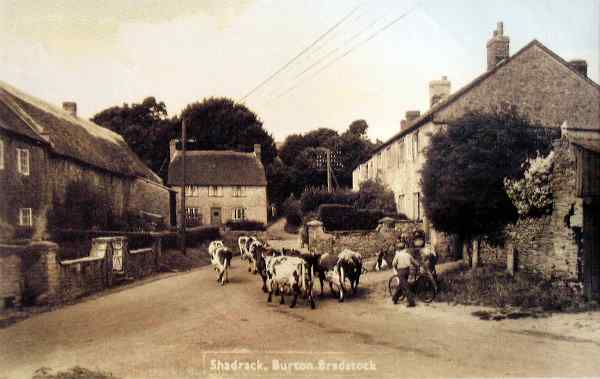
[58,255,112,302]
[126,244,159,279]
[306,220,422,257]
[0,244,24,308]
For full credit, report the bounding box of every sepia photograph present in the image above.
[0,1,599,378]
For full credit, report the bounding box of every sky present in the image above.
[1,0,598,143]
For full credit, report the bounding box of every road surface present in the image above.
[1,254,599,378]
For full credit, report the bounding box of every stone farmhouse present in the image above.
[353,22,599,231]
[167,143,268,226]
[0,81,173,242]
[352,23,600,297]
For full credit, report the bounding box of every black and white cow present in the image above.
[318,249,364,302]
[208,240,232,286]
[265,255,315,309]
[238,236,264,274]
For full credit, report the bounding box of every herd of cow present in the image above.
[207,236,366,309]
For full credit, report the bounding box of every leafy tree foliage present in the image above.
[421,108,556,240]
[181,97,276,165]
[277,120,379,198]
[92,97,177,178]
[354,178,397,213]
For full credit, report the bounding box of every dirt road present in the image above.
[1,247,599,379]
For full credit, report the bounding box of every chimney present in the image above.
[429,76,451,107]
[169,139,178,162]
[254,144,262,161]
[400,119,407,131]
[62,102,77,117]
[405,110,421,125]
[486,22,510,71]
[569,59,588,77]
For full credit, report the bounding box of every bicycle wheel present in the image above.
[388,275,404,300]
[416,276,436,303]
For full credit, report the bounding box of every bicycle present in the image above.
[388,270,437,303]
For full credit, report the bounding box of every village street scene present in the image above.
[0,1,599,378]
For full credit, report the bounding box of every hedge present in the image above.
[318,204,386,231]
[224,220,266,231]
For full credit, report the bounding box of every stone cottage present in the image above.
[167,143,268,226]
[352,22,600,244]
[0,81,173,241]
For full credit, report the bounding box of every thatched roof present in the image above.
[0,81,161,183]
[168,150,267,186]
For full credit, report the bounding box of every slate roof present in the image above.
[368,40,600,159]
[168,150,267,186]
[0,81,161,183]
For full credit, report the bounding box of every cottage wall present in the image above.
[0,132,48,241]
[128,179,171,220]
[174,185,267,225]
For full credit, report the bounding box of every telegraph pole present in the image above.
[180,118,187,255]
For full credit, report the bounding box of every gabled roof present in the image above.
[0,81,161,183]
[168,150,267,186]
[367,39,600,159]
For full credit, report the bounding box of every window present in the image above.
[19,208,32,226]
[398,194,405,214]
[17,148,30,175]
[0,140,4,169]
[413,192,421,220]
[208,186,223,197]
[232,186,246,197]
[386,147,392,169]
[185,185,200,197]
[185,207,202,226]
[232,207,246,221]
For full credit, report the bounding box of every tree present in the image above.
[420,108,556,241]
[355,178,397,213]
[180,97,276,165]
[92,97,177,179]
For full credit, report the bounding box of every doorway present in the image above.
[210,207,222,226]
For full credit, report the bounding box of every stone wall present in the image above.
[58,255,111,302]
[0,245,23,308]
[306,220,423,258]
[474,139,582,280]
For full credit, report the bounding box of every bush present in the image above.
[47,180,117,232]
[162,226,220,249]
[282,195,303,228]
[318,204,385,231]
[354,179,396,212]
[224,220,266,231]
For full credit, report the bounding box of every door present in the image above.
[210,207,222,226]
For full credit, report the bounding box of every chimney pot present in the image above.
[400,119,407,131]
[405,111,421,125]
[62,102,77,117]
[569,59,588,78]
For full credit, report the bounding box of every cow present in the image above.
[265,255,315,309]
[208,240,232,286]
[338,249,364,295]
[317,249,364,302]
[238,236,251,261]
